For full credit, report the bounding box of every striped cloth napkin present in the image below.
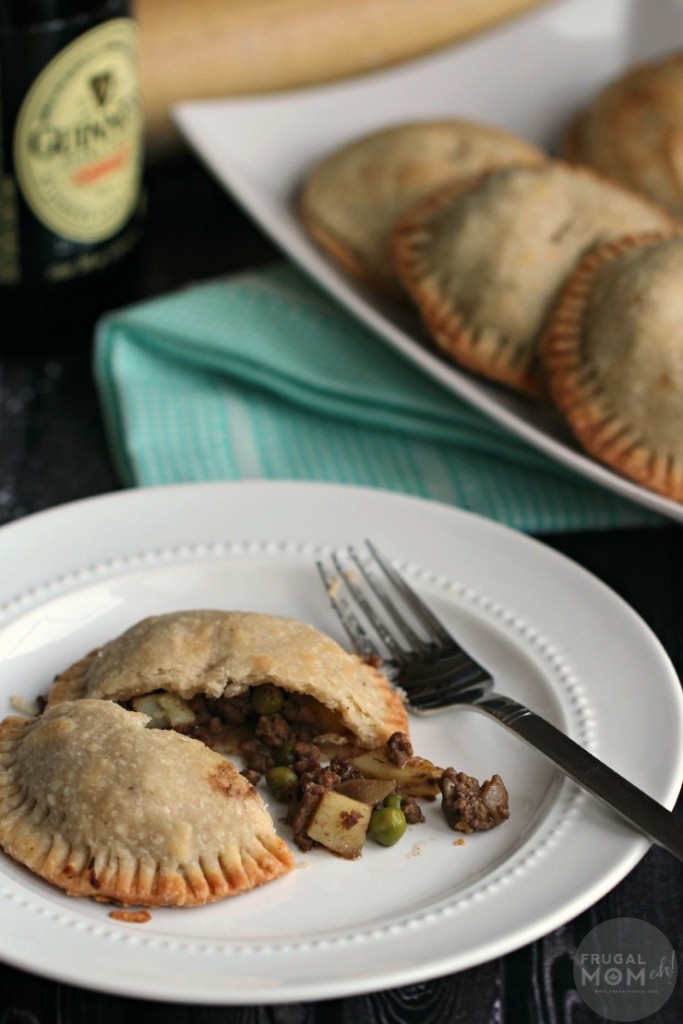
[94,262,662,533]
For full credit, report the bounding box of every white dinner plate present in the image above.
[173,0,683,525]
[0,481,681,1004]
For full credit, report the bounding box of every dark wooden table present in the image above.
[0,150,681,1024]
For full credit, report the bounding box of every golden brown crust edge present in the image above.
[0,703,295,907]
[392,161,680,402]
[296,196,403,297]
[391,167,551,400]
[47,611,409,749]
[541,229,683,501]
[296,119,547,300]
[560,53,683,217]
[48,649,97,706]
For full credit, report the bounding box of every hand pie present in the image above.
[0,699,295,906]
[297,119,545,296]
[563,52,683,218]
[47,610,409,752]
[392,161,678,398]
[541,230,683,501]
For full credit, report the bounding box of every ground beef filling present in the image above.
[266,736,424,852]
[386,730,413,766]
[125,685,509,851]
[128,683,353,785]
[439,768,510,834]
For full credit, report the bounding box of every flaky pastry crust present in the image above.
[563,52,683,217]
[297,119,545,295]
[392,161,678,399]
[541,230,683,500]
[0,700,294,906]
[48,610,408,749]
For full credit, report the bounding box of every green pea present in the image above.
[250,683,284,716]
[273,740,296,766]
[369,806,407,847]
[384,793,403,810]
[265,766,298,798]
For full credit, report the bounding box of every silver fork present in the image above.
[317,540,683,862]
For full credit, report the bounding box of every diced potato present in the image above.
[334,778,396,806]
[351,747,443,799]
[306,790,371,859]
[131,692,195,728]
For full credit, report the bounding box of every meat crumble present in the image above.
[439,769,510,833]
[119,679,511,854]
[386,731,413,766]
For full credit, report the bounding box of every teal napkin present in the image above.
[94,262,663,533]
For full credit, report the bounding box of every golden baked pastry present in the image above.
[0,699,294,906]
[48,610,408,751]
[541,230,683,501]
[297,119,545,295]
[563,51,683,218]
[392,161,678,398]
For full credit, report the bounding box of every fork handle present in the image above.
[477,694,683,862]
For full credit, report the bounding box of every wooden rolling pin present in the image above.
[136,0,551,152]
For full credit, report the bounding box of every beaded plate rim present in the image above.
[0,538,590,955]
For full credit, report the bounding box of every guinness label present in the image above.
[13,18,142,244]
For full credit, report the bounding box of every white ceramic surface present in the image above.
[173,0,683,524]
[0,480,681,1003]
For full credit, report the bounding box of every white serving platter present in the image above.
[173,0,683,524]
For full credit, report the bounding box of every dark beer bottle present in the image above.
[0,0,145,354]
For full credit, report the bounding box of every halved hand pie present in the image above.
[47,610,409,754]
[0,699,295,906]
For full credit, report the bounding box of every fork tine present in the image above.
[330,550,408,663]
[316,559,378,662]
[321,544,461,664]
[348,545,428,654]
[318,543,493,712]
[365,540,457,649]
